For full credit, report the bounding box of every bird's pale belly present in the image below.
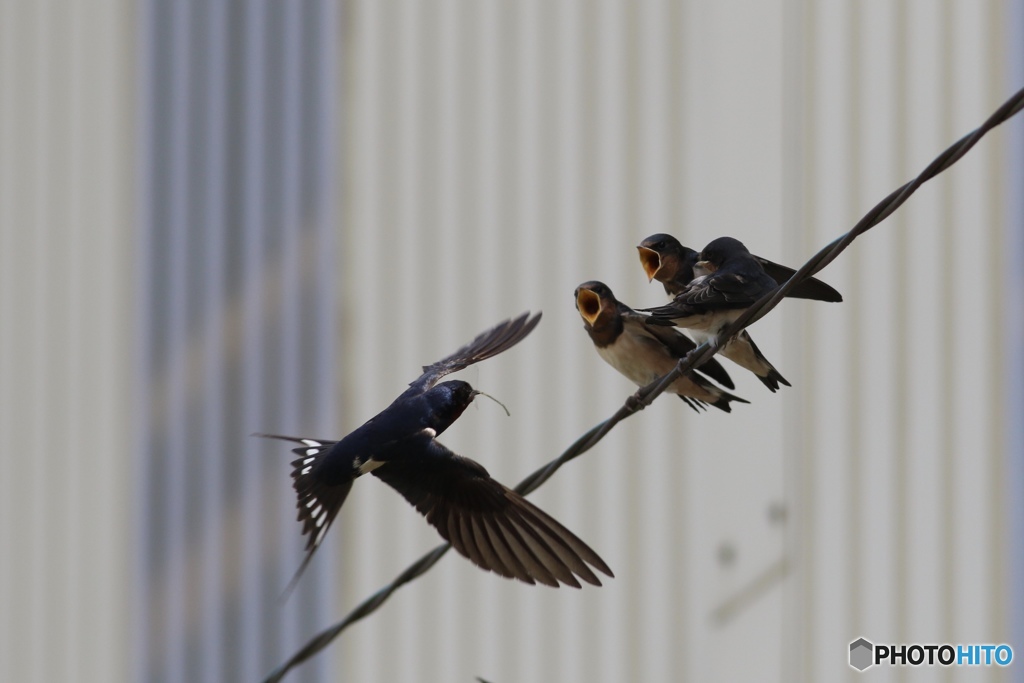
[595,333,675,387]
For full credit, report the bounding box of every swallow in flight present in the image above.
[259,312,612,592]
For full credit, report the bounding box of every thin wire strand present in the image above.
[262,85,1024,683]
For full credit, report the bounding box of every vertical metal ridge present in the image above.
[338,0,383,675]
[0,0,12,674]
[91,0,136,676]
[27,3,53,680]
[307,3,339,675]
[590,2,625,682]
[620,8,644,679]
[66,2,88,676]
[937,0,957,669]
[945,3,999,656]
[198,1,229,680]
[396,0,426,678]
[163,3,191,679]
[134,0,156,679]
[663,2,689,679]
[273,0,302,666]
[510,5,544,678]
[891,1,910,665]
[0,0,17,677]
[470,2,506,677]
[984,3,1010,673]
[239,1,268,679]
[552,2,582,679]
[781,0,811,679]
[845,0,866,654]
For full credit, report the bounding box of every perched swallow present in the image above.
[259,313,612,592]
[641,237,791,392]
[637,233,843,302]
[574,281,748,412]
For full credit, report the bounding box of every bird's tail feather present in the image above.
[254,433,351,599]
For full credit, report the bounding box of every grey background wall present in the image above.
[1,1,1021,681]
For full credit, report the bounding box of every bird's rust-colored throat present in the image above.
[575,288,602,325]
[636,245,662,282]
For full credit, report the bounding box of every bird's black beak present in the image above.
[637,245,662,282]
[575,287,603,326]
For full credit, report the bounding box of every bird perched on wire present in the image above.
[574,281,748,412]
[637,232,843,302]
[258,312,612,594]
[640,236,796,392]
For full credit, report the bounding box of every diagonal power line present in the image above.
[262,85,1024,683]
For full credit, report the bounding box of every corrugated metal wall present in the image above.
[786,4,1013,681]
[0,1,134,681]
[0,1,1020,682]
[137,1,338,682]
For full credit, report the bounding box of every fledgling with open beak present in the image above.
[259,312,612,594]
[637,232,843,302]
[574,281,748,412]
[641,237,792,392]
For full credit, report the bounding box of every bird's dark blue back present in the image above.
[317,380,475,482]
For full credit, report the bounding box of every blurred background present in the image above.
[2,1,1023,681]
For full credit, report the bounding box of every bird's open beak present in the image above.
[636,246,662,282]
[575,288,603,326]
[695,259,716,274]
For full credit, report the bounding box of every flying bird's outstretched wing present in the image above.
[372,431,613,588]
[406,312,542,396]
